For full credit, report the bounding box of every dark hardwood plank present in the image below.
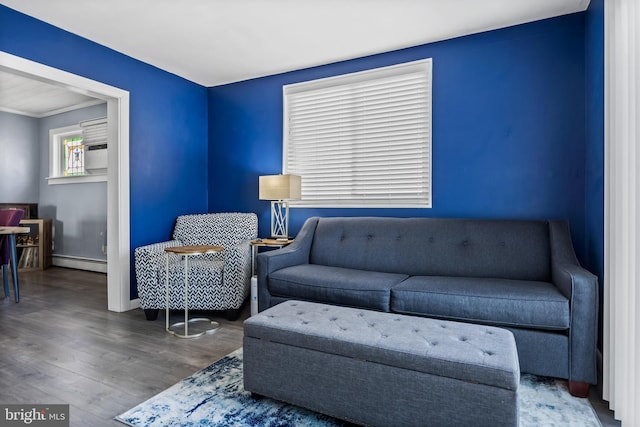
[0,267,248,427]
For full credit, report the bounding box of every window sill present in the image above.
[47,174,107,185]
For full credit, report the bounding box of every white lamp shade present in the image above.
[259,174,301,201]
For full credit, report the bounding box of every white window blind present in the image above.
[283,58,432,208]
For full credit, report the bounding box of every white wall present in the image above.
[0,111,39,203]
[38,103,108,261]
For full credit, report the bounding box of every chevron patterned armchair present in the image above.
[134,212,258,321]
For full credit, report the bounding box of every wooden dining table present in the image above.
[0,226,30,302]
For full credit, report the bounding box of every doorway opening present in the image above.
[0,51,132,312]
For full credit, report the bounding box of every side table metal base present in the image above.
[164,245,225,339]
[167,317,220,339]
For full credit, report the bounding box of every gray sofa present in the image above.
[257,216,599,397]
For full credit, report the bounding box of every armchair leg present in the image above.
[225,308,241,321]
[144,309,159,321]
[568,381,590,398]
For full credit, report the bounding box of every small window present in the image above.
[48,118,107,185]
[283,58,432,208]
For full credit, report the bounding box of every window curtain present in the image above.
[603,0,640,424]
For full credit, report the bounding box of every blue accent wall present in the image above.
[1,5,209,298]
[584,0,605,348]
[37,104,109,262]
[209,14,591,263]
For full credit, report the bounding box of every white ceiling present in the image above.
[0,70,104,117]
[1,0,590,88]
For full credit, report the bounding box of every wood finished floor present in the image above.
[0,267,620,427]
[0,267,249,426]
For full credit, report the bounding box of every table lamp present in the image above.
[259,174,301,239]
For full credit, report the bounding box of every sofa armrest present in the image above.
[257,217,319,311]
[549,221,599,384]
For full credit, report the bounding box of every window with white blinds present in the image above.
[283,58,432,208]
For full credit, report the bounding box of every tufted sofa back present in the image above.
[173,213,257,247]
[308,217,552,281]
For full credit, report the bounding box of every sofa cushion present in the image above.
[268,265,408,311]
[391,276,569,330]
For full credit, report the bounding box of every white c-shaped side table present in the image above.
[164,244,224,338]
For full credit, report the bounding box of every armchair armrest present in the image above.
[220,241,253,308]
[549,221,598,385]
[134,240,182,299]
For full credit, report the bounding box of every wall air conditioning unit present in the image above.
[81,117,108,174]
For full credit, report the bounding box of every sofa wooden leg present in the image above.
[569,381,590,398]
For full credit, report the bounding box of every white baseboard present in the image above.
[128,298,140,310]
[52,254,108,273]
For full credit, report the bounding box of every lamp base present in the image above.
[270,200,290,239]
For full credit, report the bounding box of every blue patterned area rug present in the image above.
[116,348,601,427]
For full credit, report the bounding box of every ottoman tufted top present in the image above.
[244,300,520,391]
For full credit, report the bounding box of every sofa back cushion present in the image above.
[173,213,258,247]
[309,217,551,281]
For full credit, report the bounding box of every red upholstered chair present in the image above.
[0,209,25,302]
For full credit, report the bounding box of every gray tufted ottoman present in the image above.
[243,300,520,427]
